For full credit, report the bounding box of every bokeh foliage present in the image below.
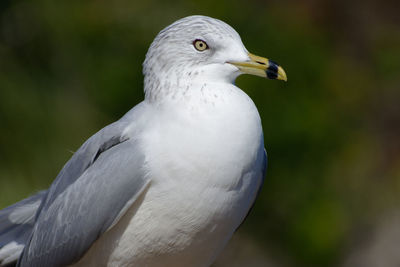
[1,0,399,266]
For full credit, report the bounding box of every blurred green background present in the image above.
[0,0,399,266]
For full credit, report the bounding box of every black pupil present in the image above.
[199,43,203,47]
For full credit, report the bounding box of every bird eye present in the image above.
[193,39,208,51]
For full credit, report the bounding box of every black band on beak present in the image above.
[266,60,279,80]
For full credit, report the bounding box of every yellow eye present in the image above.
[193,39,208,51]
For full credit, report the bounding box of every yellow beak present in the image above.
[229,53,287,82]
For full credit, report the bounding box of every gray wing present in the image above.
[17,110,150,267]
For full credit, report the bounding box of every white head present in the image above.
[143,15,286,102]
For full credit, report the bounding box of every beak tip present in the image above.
[277,66,287,82]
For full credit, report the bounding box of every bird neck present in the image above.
[143,64,239,104]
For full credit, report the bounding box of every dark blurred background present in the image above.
[1,0,399,266]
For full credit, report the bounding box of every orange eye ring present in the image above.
[193,39,208,51]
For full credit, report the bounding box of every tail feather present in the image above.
[0,191,47,267]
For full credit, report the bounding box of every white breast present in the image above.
[73,83,265,267]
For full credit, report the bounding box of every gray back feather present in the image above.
[17,107,150,267]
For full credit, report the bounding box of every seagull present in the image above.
[0,15,287,267]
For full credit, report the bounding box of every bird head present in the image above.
[143,15,286,101]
